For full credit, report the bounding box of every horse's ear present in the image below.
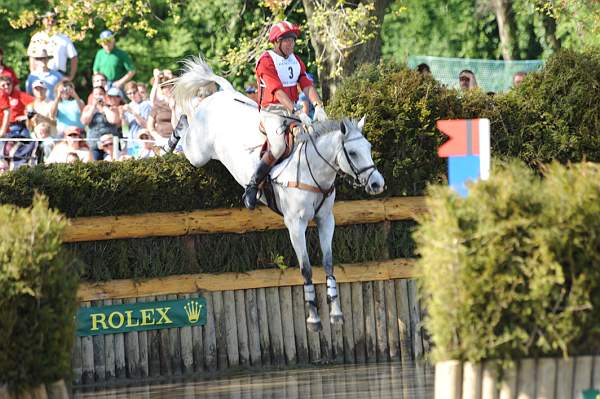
[340,119,348,136]
[357,115,366,131]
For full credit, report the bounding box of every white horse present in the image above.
[171,58,385,331]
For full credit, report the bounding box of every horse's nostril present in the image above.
[371,182,380,190]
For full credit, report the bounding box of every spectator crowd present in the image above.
[0,11,208,172]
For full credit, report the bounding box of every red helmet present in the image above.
[268,21,301,43]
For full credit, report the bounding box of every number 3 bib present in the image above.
[268,50,301,87]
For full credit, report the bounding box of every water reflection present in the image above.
[73,362,434,399]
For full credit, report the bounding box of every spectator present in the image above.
[66,152,80,163]
[122,81,151,155]
[26,80,56,137]
[296,72,316,119]
[137,82,149,101]
[51,80,84,135]
[417,63,431,75]
[245,84,258,103]
[147,77,175,146]
[80,86,120,160]
[0,47,19,86]
[46,125,91,163]
[97,133,119,161]
[458,69,478,91]
[86,72,109,105]
[135,128,155,159]
[32,121,54,160]
[513,71,527,87]
[26,48,63,100]
[27,11,78,81]
[0,76,36,170]
[92,30,136,90]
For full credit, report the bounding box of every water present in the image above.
[73,362,434,399]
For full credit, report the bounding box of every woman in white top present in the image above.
[25,79,56,136]
[46,125,92,163]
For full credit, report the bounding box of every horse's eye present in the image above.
[349,151,357,157]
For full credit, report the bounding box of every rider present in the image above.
[243,20,328,210]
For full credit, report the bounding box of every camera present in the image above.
[95,96,104,104]
[26,110,37,119]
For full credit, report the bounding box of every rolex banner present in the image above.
[77,297,207,336]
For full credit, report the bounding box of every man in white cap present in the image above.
[25,48,63,101]
[27,11,78,81]
[93,30,136,90]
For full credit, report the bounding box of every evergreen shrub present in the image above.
[0,195,80,393]
[415,161,600,363]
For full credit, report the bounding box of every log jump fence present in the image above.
[69,197,431,386]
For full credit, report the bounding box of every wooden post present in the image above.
[223,290,239,368]
[203,293,217,371]
[498,362,517,399]
[244,289,262,366]
[46,380,68,399]
[279,286,297,365]
[339,282,355,363]
[167,293,183,375]
[145,296,161,377]
[80,301,95,384]
[265,287,285,365]
[462,362,482,399]
[435,360,462,399]
[480,361,499,399]
[291,285,309,364]
[330,287,344,365]
[92,299,106,382]
[373,280,389,362]
[179,294,194,374]
[256,288,271,365]
[315,284,332,362]
[573,355,593,397]
[71,332,82,385]
[555,357,575,399]
[384,280,400,361]
[234,289,250,366]
[407,280,424,360]
[362,281,377,363]
[593,356,600,386]
[517,358,536,398]
[351,282,366,363]
[136,296,149,378]
[536,357,556,399]
[211,291,228,370]
[123,297,141,378]
[190,292,204,372]
[156,295,172,375]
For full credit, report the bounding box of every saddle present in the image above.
[258,121,298,166]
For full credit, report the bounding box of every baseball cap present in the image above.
[64,126,83,136]
[32,80,47,89]
[30,47,52,59]
[99,30,114,40]
[107,87,121,97]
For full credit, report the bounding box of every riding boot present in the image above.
[163,115,188,153]
[243,158,273,210]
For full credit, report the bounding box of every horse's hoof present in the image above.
[330,314,344,325]
[307,320,322,332]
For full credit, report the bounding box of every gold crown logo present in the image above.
[184,300,203,323]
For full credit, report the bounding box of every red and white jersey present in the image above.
[255,50,313,109]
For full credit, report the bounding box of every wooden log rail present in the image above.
[78,258,416,302]
[63,196,426,243]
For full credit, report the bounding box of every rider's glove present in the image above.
[313,105,328,122]
[297,111,313,127]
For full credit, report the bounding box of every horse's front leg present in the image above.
[316,212,344,325]
[284,216,322,332]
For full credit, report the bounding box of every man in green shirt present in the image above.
[92,30,136,90]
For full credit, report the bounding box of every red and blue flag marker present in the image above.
[437,119,490,197]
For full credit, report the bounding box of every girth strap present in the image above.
[286,181,334,194]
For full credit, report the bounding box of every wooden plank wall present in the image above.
[436,356,600,399]
[72,279,429,385]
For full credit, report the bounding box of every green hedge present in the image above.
[0,196,80,393]
[1,50,600,216]
[415,161,600,363]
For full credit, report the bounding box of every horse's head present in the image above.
[336,117,385,195]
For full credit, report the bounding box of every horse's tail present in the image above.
[173,56,235,118]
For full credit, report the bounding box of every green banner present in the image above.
[77,297,207,336]
[583,390,600,399]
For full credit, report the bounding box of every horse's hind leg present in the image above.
[285,216,322,332]
[316,213,344,325]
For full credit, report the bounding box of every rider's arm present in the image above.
[274,89,296,113]
[0,109,9,137]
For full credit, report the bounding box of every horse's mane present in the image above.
[311,118,361,138]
